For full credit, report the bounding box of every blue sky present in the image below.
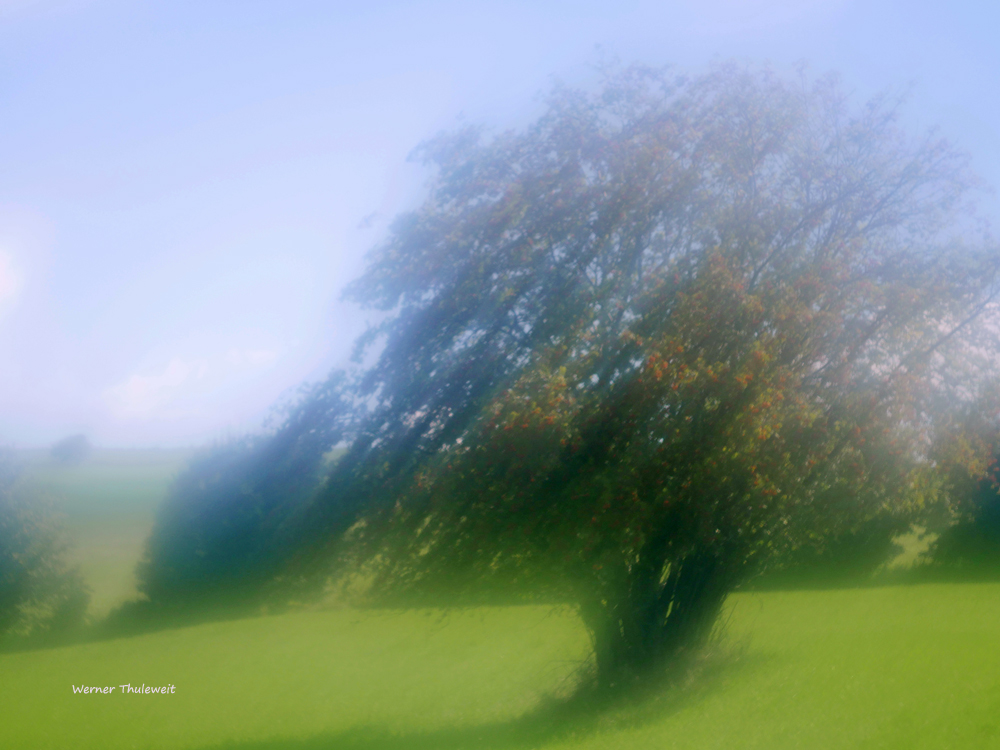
[1,0,998,447]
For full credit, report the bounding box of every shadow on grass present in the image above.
[747,564,1000,592]
[201,647,768,750]
[9,564,1000,656]
[0,603,258,654]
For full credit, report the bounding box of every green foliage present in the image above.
[753,517,909,587]
[0,451,89,640]
[135,376,354,613]
[927,467,1000,573]
[894,387,1000,574]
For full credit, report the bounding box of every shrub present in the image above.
[0,452,89,641]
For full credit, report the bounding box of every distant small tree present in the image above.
[925,408,1000,572]
[927,483,1000,571]
[0,452,89,640]
[50,434,91,465]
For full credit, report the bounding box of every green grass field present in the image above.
[4,585,1000,749]
[4,451,1000,749]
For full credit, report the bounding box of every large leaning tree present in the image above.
[315,63,1000,682]
[139,63,1000,685]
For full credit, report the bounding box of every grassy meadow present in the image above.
[15,448,192,617]
[4,451,1000,749]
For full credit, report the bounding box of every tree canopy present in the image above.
[0,452,89,641]
[140,63,1000,686]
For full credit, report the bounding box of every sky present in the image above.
[1,0,998,448]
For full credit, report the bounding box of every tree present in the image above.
[0,451,89,640]
[308,63,999,687]
[50,434,91,465]
[923,397,1000,573]
[135,375,354,613]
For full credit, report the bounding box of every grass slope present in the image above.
[16,449,192,617]
[3,584,1000,749]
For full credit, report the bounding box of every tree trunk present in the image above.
[579,549,733,690]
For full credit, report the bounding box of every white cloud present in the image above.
[102,345,280,426]
[226,347,279,368]
[104,358,209,419]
